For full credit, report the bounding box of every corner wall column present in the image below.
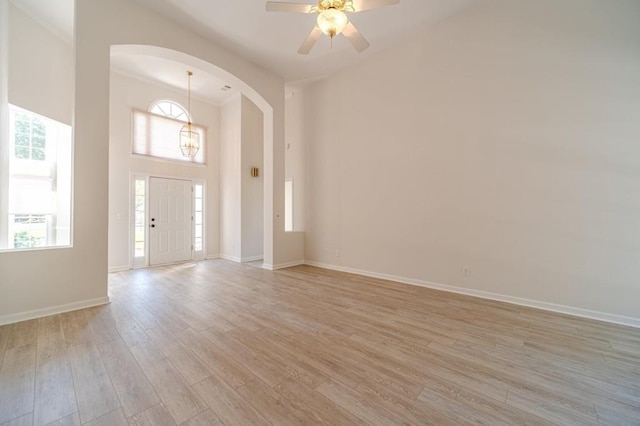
[0,0,10,248]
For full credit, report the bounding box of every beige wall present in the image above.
[303,0,640,323]
[241,96,264,260]
[0,0,101,324]
[220,94,265,261]
[220,95,242,260]
[284,89,306,231]
[8,3,74,125]
[108,71,221,270]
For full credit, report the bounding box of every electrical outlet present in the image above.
[462,265,471,276]
[335,250,340,258]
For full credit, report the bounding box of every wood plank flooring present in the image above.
[1,260,640,425]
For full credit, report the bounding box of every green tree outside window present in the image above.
[14,112,46,160]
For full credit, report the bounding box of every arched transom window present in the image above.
[150,100,190,122]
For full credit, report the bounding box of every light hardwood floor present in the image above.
[1,260,639,425]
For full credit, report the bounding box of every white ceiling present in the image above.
[135,0,478,83]
[10,0,74,44]
[11,0,479,101]
[110,54,240,105]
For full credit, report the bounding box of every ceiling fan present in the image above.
[266,0,400,54]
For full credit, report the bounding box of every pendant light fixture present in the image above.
[180,70,200,158]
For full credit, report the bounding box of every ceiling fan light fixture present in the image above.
[317,8,348,37]
[266,0,400,53]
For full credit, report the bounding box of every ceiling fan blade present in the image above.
[298,26,323,54]
[342,21,370,52]
[352,0,400,12]
[266,1,314,13]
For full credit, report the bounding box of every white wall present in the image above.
[220,94,264,261]
[303,0,640,323]
[220,95,241,260]
[241,95,264,260]
[8,3,74,125]
[0,0,11,267]
[0,0,295,324]
[284,89,306,231]
[0,0,104,325]
[108,71,221,270]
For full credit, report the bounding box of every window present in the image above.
[134,178,146,258]
[12,214,48,248]
[2,105,72,250]
[194,183,204,253]
[285,178,293,232]
[132,102,206,164]
[150,100,190,122]
[14,111,46,160]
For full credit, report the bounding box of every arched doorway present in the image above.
[108,45,275,271]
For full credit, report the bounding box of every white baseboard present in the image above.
[219,255,264,263]
[304,261,640,329]
[219,254,242,263]
[263,260,306,271]
[108,265,130,273]
[205,254,220,260]
[0,297,110,326]
[241,256,264,263]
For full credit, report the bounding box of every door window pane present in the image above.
[194,183,204,252]
[134,178,146,258]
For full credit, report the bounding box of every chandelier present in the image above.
[180,71,200,158]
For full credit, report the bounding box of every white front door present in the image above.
[149,177,192,266]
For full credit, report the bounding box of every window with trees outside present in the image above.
[1,105,72,250]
